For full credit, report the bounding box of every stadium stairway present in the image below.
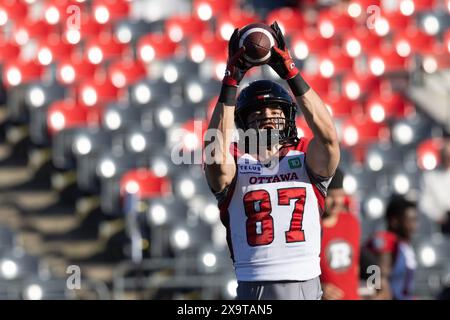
[0,135,128,295]
[408,69,450,131]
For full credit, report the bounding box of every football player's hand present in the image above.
[223,28,252,87]
[268,21,299,80]
[322,283,344,300]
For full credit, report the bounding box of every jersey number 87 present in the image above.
[243,187,307,246]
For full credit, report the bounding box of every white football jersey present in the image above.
[217,139,331,282]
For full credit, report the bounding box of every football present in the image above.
[238,22,278,66]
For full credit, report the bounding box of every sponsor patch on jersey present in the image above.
[238,158,262,174]
[288,157,302,169]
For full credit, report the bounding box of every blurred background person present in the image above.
[366,196,418,300]
[419,137,450,235]
[320,168,361,300]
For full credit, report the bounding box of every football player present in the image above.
[204,22,340,300]
[320,168,361,300]
[366,195,418,300]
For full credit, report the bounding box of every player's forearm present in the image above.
[204,96,237,192]
[205,101,235,164]
[295,89,338,147]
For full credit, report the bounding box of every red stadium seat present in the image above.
[63,15,106,45]
[216,10,259,41]
[107,59,147,89]
[165,15,209,43]
[383,10,414,32]
[395,0,436,15]
[0,0,28,26]
[341,115,390,147]
[43,0,86,26]
[137,33,178,64]
[92,0,130,25]
[318,8,355,39]
[47,99,88,135]
[343,27,382,58]
[85,34,127,65]
[56,56,99,85]
[77,77,120,107]
[421,46,450,73]
[193,0,236,21]
[393,27,437,57]
[120,168,171,199]
[291,29,333,60]
[0,40,20,63]
[36,35,75,66]
[266,7,305,37]
[295,117,313,140]
[318,49,354,78]
[416,138,442,171]
[2,59,44,88]
[365,92,413,123]
[368,46,408,75]
[303,74,332,97]
[323,93,362,119]
[342,72,382,100]
[347,0,381,19]
[370,10,413,37]
[188,32,227,63]
[12,19,54,46]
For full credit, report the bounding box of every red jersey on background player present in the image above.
[320,168,361,300]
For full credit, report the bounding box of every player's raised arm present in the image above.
[204,29,250,193]
[268,22,340,178]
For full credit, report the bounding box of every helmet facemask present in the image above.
[234,80,299,153]
[236,104,298,151]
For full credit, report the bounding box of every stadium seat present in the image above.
[416,137,442,171]
[215,10,259,41]
[11,19,53,46]
[21,277,68,300]
[365,92,413,123]
[114,19,164,45]
[188,33,228,64]
[56,56,99,86]
[63,15,106,45]
[43,0,86,27]
[0,0,28,27]
[27,81,67,145]
[107,58,147,89]
[318,49,354,78]
[193,0,236,22]
[342,27,382,58]
[318,8,356,39]
[342,72,383,101]
[137,33,178,64]
[74,128,113,192]
[393,27,438,57]
[85,35,127,66]
[265,7,305,37]
[323,93,361,119]
[98,152,154,215]
[129,79,173,106]
[92,0,131,25]
[165,14,209,43]
[368,46,408,76]
[291,29,334,61]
